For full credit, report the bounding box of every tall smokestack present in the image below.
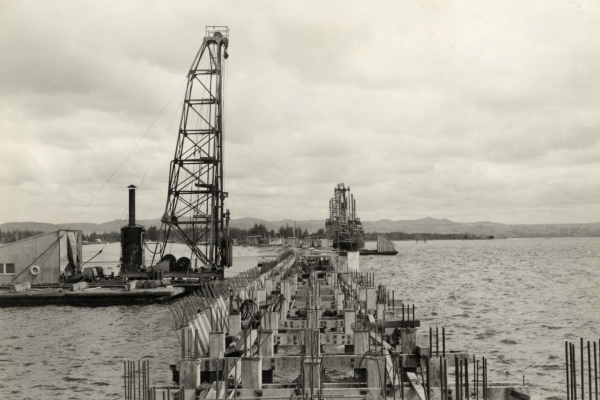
[128,185,137,226]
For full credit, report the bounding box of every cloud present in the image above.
[0,0,599,225]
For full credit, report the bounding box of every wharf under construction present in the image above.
[122,248,532,400]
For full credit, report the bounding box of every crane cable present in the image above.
[65,77,187,231]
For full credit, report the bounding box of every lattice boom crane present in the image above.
[156,27,232,278]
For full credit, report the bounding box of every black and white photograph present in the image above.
[0,1,598,399]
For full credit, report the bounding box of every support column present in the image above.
[241,357,262,389]
[242,328,254,356]
[384,310,396,321]
[269,310,279,334]
[281,280,290,300]
[366,356,386,389]
[303,359,321,393]
[209,331,225,359]
[400,328,417,354]
[256,288,266,305]
[366,286,376,311]
[344,309,356,335]
[384,311,396,334]
[359,287,367,303]
[179,360,199,399]
[228,312,241,337]
[258,330,274,357]
[376,301,386,321]
[428,356,442,387]
[279,296,289,322]
[353,329,369,355]
[264,279,272,298]
[179,326,193,359]
[337,291,345,311]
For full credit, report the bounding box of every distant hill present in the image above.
[57,218,163,233]
[0,222,61,232]
[1,217,599,238]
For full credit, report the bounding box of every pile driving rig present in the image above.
[325,183,365,251]
[121,27,233,281]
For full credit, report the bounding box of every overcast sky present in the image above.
[1,0,599,225]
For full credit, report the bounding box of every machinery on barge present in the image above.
[121,27,233,282]
[325,183,365,251]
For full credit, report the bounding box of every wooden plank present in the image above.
[407,372,427,400]
[227,329,258,386]
[368,324,398,386]
[205,381,228,399]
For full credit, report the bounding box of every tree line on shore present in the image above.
[0,226,491,245]
[145,223,326,243]
[240,223,325,240]
[12,226,600,246]
[83,223,326,244]
[0,229,45,243]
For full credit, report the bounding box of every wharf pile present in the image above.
[124,250,530,400]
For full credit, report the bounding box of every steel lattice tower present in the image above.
[158,27,232,273]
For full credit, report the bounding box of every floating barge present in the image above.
[0,191,185,307]
[123,249,530,400]
[360,235,398,256]
[0,282,184,307]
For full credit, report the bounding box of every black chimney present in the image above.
[128,185,136,226]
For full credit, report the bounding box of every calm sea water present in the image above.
[0,238,598,399]
[361,237,600,400]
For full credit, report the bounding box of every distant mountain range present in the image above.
[1,217,599,238]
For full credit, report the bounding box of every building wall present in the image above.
[0,231,81,285]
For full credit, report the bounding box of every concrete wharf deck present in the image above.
[125,250,531,400]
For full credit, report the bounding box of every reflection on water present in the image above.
[0,238,597,399]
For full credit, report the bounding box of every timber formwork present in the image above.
[127,251,531,400]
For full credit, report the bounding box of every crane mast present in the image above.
[157,27,232,277]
